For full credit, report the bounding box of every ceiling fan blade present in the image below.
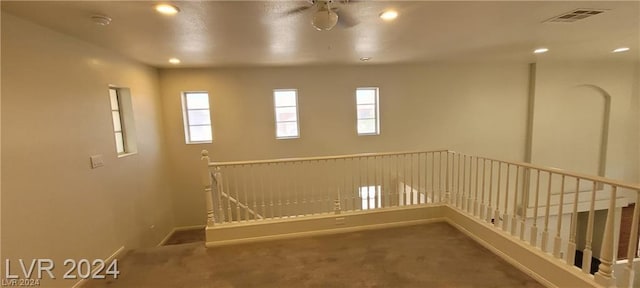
[283,5,312,16]
[336,10,359,28]
[337,0,360,4]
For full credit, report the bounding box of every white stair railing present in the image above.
[200,149,640,288]
[445,151,640,288]
[202,149,450,223]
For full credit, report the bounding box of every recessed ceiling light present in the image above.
[612,47,630,53]
[379,10,398,21]
[360,57,372,62]
[155,4,180,15]
[533,48,549,54]
[169,58,181,64]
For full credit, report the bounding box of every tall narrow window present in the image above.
[109,88,126,154]
[109,87,137,156]
[274,89,299,139]
[356,87,380,135]
[182,92,212,144]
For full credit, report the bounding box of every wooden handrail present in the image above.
[207,149,639,190]
[209,149,449,167]
[447,150,640,191]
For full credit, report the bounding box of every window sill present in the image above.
[276,137,300,140]
[117,152,138,158]
[357,133,380,136]
[186,141,212,145]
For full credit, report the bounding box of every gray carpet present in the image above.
[84,222,543,288]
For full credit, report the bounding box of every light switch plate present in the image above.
[90,155,104,169]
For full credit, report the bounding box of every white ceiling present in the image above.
[2,1,638,68]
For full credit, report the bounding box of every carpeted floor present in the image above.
[84,222,543,288]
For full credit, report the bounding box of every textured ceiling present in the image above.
[2,1,638,68]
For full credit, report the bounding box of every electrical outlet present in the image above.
[90,155,104,169]
[335,217,345,226]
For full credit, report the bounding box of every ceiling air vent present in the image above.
[545,9,606,23]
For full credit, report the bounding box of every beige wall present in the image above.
[159,63,531,226]
[1,13,175,287]
[531,61,640,185]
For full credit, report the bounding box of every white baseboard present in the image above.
[72,245,125,288]
[206,205,445,247]
[206,218,444,247]
[175,225,206,232]
[157,225,206,246]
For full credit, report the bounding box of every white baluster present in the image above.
[462,154,467,211]
[468,156,473,213]
[458,154,462,208]
[279,163,284,218]
[294,162,300,217]
[431,152,436,204]
[445,152,451,204]
[352,158,357,210]
[567,178,580,266]
[373,156,382,208]
[595,185,618,287]
[411,153,415,206]
[520,168,529,241]
[301,162,307,215]
[531,170,541,247]
[440,152,444,203]
[502,164,510,231]
[495,162,502,228]
[342,158,348,211]
[553,175,565,258]
[583,182,597,274]
[542,172,553,252]
[450,153,455,206]
[480,158,487,220]
[249,165,256,220]
[403,154,408,206]
[260,165,266,219]
[623,192,640,288]
[487,160,494,223]
[473,157,479,216]
[382,156,387,208]
[327,160,332,213]
[511,166,519,236]
[226,166,234,221]
[396,155,400,207]
[201,150,216,226]
[214,167,225,223]
[243,165,250,220]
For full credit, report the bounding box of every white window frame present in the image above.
[109,88,127,154]
[182,91,213,144]
[356,87,380,135]
[273,89,300,139]
[109,87,137,157]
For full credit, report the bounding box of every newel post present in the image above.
[623,191,640,288]
[201,150,216,227]
[595,185,617,287]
